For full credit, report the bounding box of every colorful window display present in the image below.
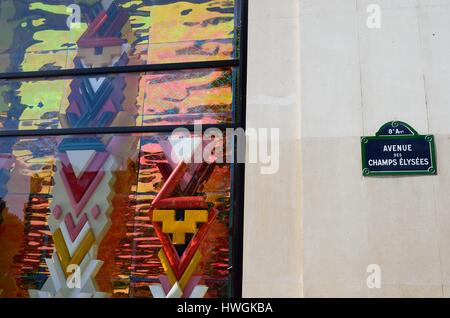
[0,0,239,73]
[0,132,232,298]
[0,67,236,131]
[0,0,245,298]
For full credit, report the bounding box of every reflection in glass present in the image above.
[0,132,232,298]
[0,68,235,130]
[0,0,239,73]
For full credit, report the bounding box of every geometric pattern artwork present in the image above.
[28,152,117,298]
[0,0,239,299]
[0,0,237,132]
[0,132,232,298]
[29,2,139,298]
[0,0,236,74]
[149,139,218,298]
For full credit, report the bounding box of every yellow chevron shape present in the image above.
[153,210,208,245]
[158,249,202,294]
[179,250,202,290]
[53,229,95,277]
[158,249,177,286]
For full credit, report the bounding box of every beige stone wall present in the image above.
[243,0,303,297]
[243,0,450,297]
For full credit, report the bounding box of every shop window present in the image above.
[0,0,246,298]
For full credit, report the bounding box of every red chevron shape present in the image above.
[59,152,109,204]
[64,213,89,242]
[151,207,217,280]
[151,160,218,280]
[158,140,217,195]
[60,169,106,217]
[152,161,188,205]
[178,208,217,276]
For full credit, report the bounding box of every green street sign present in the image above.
[361,121,437,177]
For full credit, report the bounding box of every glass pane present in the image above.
[0,131,233,298]
[0,67,235,130]
[0,0,240,73]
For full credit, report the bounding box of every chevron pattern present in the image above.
[29,154,120,297]
[149,139,218,298]
[29,2,138,298]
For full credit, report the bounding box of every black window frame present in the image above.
[0,0,248,298]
